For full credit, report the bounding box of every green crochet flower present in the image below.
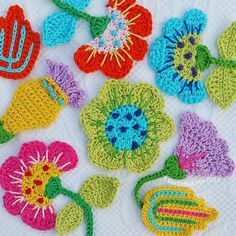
[81,80,175,173]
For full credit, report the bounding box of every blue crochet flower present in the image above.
[149,9,207,104]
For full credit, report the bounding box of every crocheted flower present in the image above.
[0,141,78,230]
[149,9,207,104]
[174,112,235,176]
[74,0,152,79]
[141,186,218,236]
[81,80,175,173]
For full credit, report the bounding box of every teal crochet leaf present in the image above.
[65,0,91,10]
[42,12,77,46]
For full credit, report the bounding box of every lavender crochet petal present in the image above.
[175,112,235,177]
[47,59,85,107]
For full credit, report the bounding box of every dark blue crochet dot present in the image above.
[120,127,128,133]
[140,130,147,136]
[177,41,184,48]
[177,64,184,71]
[111,137,117,144]
[131,141,139,150]
[112,112,120,119]
[134,109,142,117]
[191,67,198,77]
[189,36,195,45]
[185,52,192,59]
[107,125,114,131]
[126,113,132,120]
[132,124,140,130]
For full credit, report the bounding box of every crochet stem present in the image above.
[210,57,236,68]
[134,169,167,209]
[60,187,94,236]
[52,0,110,38]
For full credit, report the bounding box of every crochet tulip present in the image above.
[0,60,85,144]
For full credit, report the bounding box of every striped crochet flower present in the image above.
[0,141,78,230]
[81,80,175,173]
[149,9,207,104]
[74,0,152,79]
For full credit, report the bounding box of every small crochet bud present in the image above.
[0,60,85,144]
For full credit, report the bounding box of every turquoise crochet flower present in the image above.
[149,9,207,104]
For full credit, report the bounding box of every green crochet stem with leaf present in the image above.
[196,45,236,71]
[134,156,187,209]
[52,0,110,38]
[45,177,93,236]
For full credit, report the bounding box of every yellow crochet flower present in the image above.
[81,80,175,173]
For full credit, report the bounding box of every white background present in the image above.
[0,0,236,235]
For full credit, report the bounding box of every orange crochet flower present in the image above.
[74,0,152,79]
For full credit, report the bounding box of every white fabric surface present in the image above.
[0,0,236,235]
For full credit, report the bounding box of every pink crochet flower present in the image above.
[0,141,78,230]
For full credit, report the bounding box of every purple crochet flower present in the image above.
[175,112,235,177]
[47,59,85,107]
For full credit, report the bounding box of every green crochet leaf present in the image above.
[56,202,84,235]
[218,22,236,59]
[80,176,120,208]
[206,67,236,108]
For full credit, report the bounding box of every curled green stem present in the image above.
[52,0,110,38]
[133,155,187,209]
[45,177,93,236]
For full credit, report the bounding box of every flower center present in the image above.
[88,8,129,53]
[173,34,201,82]
[22,162,61,207]
[105,105,148,151]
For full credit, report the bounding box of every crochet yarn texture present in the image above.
[149,9,207,104]
[141,186,218,236]
[0,60,85,144]
[0,5,40,80]
[134,112,235,208]
[0,141,120,236]
[81,80,175,173]
[74,0,152,79]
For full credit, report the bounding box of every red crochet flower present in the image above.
[74,0,152,79]
[0,141,78,230]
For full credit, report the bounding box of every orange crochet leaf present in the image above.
[0,5,40,80]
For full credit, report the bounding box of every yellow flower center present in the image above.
[22,162,61,207]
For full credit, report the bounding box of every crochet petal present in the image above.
[88,138,124,170]
[183,9,207,34]
[126,5,152,37]
[127,35,148,61]
[3,192,25,215]
[21,204,56,230]
[156,68,184,96]
[80,100,109,139]
[163,18,185,42]
[107,0,135,11]
[48,141,78,172]
[74,45,104,73]
[129,83,165,113]
[126,139,160,173]
[149,37,167,72]
[18,141,47,167]
[101,50,133,79]
[178,80,207,104]
[0,156,22,192]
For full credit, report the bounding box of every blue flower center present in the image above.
[105,105,148,151]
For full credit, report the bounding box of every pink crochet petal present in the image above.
[21,204,56,230]
[0,156,22,192]
[48,141,78,171]
[3,192,25,215]
[19,141,47,167]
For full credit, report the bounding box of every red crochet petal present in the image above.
[107,0,136,11]
[101,50,133,79]
[74,45,104,73]
[126,5,152,37]
[0,5,40,80]
[126,35,148,61]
